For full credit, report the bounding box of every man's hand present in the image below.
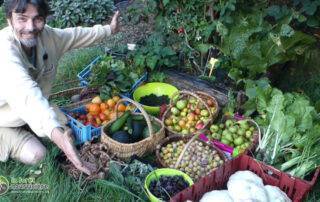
[51,128,96,175]
[110,11,120,34]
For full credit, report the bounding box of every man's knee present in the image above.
[28,146,46,165]
[16,137,47,165]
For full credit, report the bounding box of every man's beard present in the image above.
[19,37,38,48]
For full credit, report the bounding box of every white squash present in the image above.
[200,190,234,202]
[228,171,264,186]
[264,185,291,202]
[227,179,269,202]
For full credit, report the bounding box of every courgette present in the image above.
[131,120,146,142]
[109,111,131,134]
[132,115,144,121]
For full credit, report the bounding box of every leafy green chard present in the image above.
[88,56,144,99]
[242,79,320,178]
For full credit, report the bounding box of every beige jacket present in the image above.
[0,24,111,139]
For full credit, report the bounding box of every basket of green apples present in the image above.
[208,117,260,154]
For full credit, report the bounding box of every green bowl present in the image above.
[133,82,178,115]
[144,168,194,202]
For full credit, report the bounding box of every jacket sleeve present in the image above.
[48,24,112,57]
[0,45,61,139]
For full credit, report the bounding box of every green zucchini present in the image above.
[109,111,131,134]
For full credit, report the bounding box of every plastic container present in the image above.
[63,106,101,145]
[144,168,194,202]
[77,56,102,87]
[76,56,148,97]
[133,82,178,115]
[171,154,317,202]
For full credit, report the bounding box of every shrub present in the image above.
[49,0,114,28]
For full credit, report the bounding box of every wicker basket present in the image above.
[162,90,213,136]
[49,86,99,110]
[156,135,227,181]
[101,98,165,160]
[195,91,219,121]
[222,115,261,155]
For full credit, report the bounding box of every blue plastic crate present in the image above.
[63,106,102,145]
[77,55,148,97]
[77,56,102,87]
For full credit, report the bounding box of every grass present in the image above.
[51,45,104,93]
[0,141,145,201]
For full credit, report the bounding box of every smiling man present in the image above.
[0,0,119,175]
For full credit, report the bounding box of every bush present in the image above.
[49,0,114,28]
[0,6,6,29]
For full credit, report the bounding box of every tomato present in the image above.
[95,118,102,126]
[88,103,101,115]
[117,104,126,112]
[100,103,108,112]
[107,99,116,108]
[91,96,102,104]
[112,95,120,102]
[99,113,108,121]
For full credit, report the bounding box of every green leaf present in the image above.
[196,43,212,53]
[146,55,158,70]
[280,24,295,37]
[162,0,170,7]
[302,0,318,15]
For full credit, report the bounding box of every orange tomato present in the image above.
[117,104,126,112]
[95,118,102,126]
[99,113,108,121]
[100,103,108,112]
[109,111,117,120]
[112,95,120,102]
[103,110,111,116]
[107,99,116,108]
[88,103,101,115]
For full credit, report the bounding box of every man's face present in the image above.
[8,4,45,48]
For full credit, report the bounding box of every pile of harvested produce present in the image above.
[59,142,124,181]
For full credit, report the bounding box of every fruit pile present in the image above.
[209,119,256,153]
[69,95,131,128]
[159,140,224,181]
[164,96,211,135]
[149,175,189,201]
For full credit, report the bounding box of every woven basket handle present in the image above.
[174,133,200,169]
[115,98,153,137]
[169,90,213,120]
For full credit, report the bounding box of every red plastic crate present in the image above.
[171,155,319,202]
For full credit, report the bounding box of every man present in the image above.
[0,0,120,175]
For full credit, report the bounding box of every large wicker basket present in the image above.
[155,135,227,181]
[101,98,165,160]
[162,90,213,136]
